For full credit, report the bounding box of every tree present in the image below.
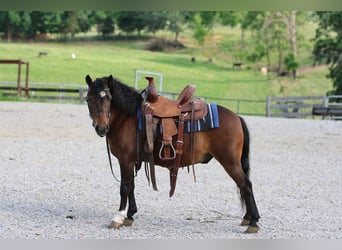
[313,11,342,95]
[166,11,187,41]
[219,11,246,47]
[191,12,216,45]
[0,11,31,41]
[78,11,93,33]
[102,16,115,38]
[16,12,31,36]
[284,53,299,79]
[91,11,117,39]
[260,12,289,72]
[288,11,298,57]
[144,11,168,35]
[117,12,146,36]
[242,11,304,74]
[274,11,298,57]
[60,11,80,38]
[28,11,62,39]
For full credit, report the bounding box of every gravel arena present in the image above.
[0,101,341,239]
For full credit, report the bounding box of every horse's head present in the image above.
[85,74,113,137]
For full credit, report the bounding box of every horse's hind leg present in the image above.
[238,116,260,232]
[238,158,260,231]
[239,176,260,233]
[219,159,260,233]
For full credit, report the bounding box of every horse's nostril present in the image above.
[95,125,108,137]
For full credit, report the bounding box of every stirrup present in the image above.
[159,141,176,160]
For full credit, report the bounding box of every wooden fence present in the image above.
[266,95,326,118]
[0,83,86,103]
[0,59,30,97]
[0,83,266,116]
[312,95,342,120]
[3,82,340,120]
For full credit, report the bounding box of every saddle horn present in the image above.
[145,77,159,103]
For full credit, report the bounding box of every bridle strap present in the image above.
[106,132,138,185]
[106,135,121,182]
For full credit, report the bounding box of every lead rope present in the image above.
[106,135,121,182]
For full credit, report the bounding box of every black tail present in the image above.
[239,116,250,178]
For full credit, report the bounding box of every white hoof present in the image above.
[107,221,123,229]
[108,210,127,229]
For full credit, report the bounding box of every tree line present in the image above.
[0,11,341,95]
[0,11,189,40]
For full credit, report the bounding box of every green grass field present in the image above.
[0,25,334,114]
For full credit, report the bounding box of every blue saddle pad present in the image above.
[184,103,219,132]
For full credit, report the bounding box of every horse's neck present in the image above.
[109,107,137,130]
[108,107,139,159]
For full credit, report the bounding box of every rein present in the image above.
[105,126,138,185]
[106,135,121,182]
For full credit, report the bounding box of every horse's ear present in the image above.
[85,75,92,86]
[108,75,113,82]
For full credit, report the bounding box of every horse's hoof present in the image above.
[123,218,134,227]
[107,221,123,229]
[240,219,250,226]
[245,225,259,233]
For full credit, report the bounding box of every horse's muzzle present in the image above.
[95,124,109,137]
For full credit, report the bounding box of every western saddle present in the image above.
[142,77,208,197]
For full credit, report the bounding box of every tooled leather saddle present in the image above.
[141,77,208,197]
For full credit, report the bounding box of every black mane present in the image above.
[107,76,143,116]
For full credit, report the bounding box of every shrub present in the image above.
[146,38,185,52]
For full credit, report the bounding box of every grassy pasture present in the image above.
[0,41,271,96]
[0,24,334,114]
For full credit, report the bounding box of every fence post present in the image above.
[79,88,86,103]
[17,60,22,96]
[323,96,329,107]
[266,96,271,117]
[25,62,30,97]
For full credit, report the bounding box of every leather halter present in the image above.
[86,87,111,129]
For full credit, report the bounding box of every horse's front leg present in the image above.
[107,182,129,229]
[124,177,137,226]
[108,162,136,229]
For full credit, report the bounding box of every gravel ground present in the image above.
[0,101,341,239]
